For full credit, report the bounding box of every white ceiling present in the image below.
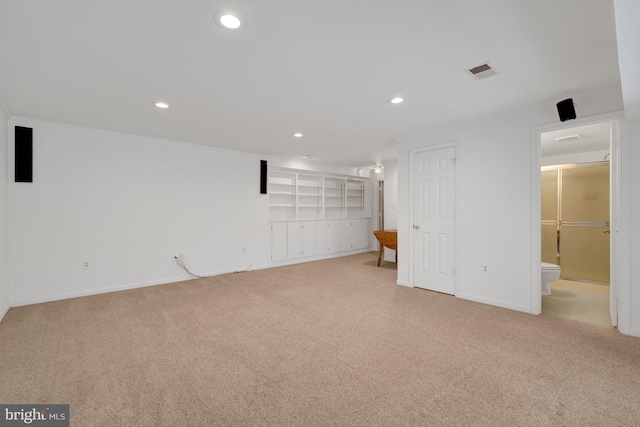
[0,0,621,167]
[540,122,611,157]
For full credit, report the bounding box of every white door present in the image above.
[412,146,456,294]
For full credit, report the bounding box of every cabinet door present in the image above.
[315,221,329,255]
[352,219,370,250]
[302,221,316,258]
[287,222,302,259]
[339,220,352,252]
[328,221,341,253]
[271,223,287,262]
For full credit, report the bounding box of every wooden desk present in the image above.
[373,229,397,266]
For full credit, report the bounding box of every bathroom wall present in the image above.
[541,163,610,283]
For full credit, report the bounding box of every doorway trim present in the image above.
[408,141,459,293]
[529,112,625,328]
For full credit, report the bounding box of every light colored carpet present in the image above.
[1,252,639,426]
[542,280,612,329]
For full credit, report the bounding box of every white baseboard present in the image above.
[396,280,412,288]
[11,276,194,307]
[629,328,640,338]
[0,302,10,323]
[456,292,532,314]
[9,252,372,308]
[11,262,278,307]
[268,249,372,268]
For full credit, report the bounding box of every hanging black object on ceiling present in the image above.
[556,98,577,122]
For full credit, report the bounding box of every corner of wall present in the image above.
[0,97,10,322]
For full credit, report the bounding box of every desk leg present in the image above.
[377,245,383,267]
[395,250,398,263]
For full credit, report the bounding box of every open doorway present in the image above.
[538,120,618,328]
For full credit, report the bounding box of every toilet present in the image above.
[541,262,561,295]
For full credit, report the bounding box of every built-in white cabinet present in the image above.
[270,219,371,263]
[268,167,370,264]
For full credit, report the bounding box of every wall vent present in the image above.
[467,63,498,80]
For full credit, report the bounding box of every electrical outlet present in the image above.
[481,264,489,274]
[82,261,90,270]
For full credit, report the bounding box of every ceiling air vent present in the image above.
[467,63,498,80]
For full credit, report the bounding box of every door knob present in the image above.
[413,224,420,230]
[603,229,610,234]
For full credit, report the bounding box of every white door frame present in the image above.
[408,142,459,293]
[529,112,624,323]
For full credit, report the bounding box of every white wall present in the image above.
[0,103,9,320]
[396,86,627,316]
[626,120,640,336]
[8,118,272,305]
[382,159,397,262]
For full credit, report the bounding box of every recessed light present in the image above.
[293,133,303,138]
[155,102,169,109]
[555,134,581,142]
[388,97,404,104]
[214,11,242,30]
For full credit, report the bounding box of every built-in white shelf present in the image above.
[268,168,368,221]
